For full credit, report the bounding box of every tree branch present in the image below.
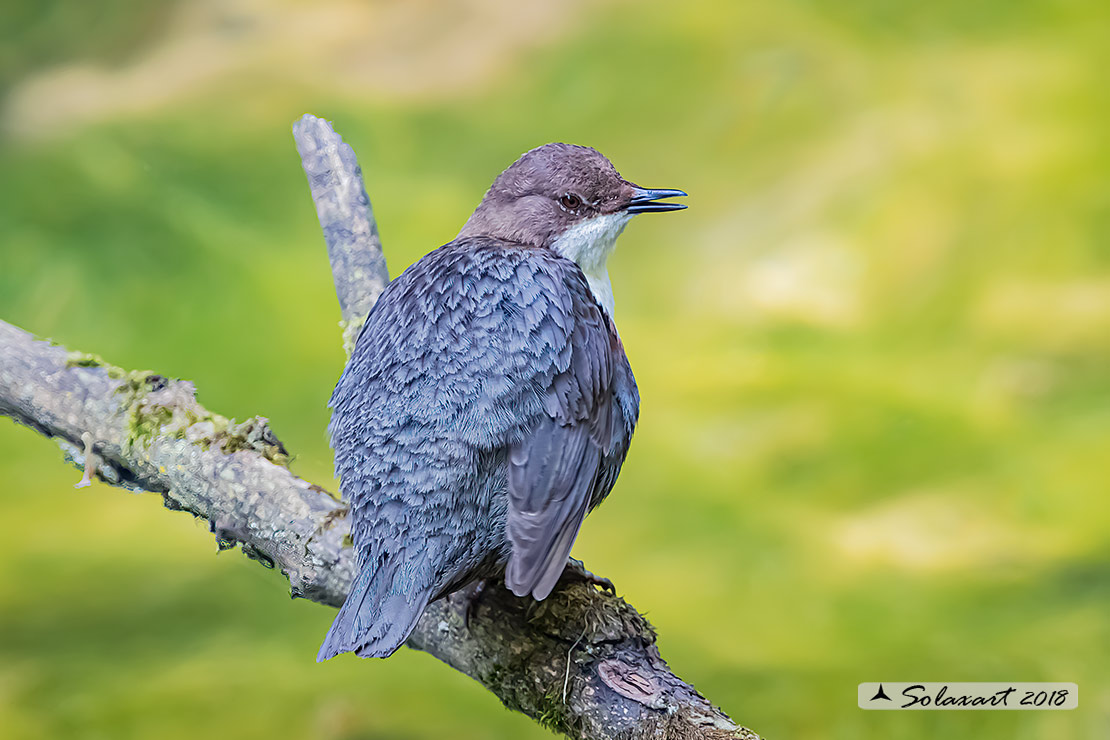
[293,114,389,356]
[0,116,760,740]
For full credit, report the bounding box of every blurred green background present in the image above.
[1,0,1107,738]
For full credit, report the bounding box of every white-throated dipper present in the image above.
[319,143,686,660]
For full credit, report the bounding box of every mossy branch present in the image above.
[0,115,760,740]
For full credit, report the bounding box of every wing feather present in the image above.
[504,273,626,599]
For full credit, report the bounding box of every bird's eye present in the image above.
[559,193,582,211]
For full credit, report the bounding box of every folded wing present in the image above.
[505,283,624,600]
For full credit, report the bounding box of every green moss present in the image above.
[65,351,104,368]
[481,634,584,736]
[532,690,570,734]
[110,371,291,465]
[65,351,127,378]
[339,313,369,359]
[128,404,174,450]
[214,417,291,466]
[114,372,171,451]
[532,686,586,738]
[113,370,163,398]
[528,583,655,647]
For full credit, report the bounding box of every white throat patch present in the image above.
[550,212,632,317]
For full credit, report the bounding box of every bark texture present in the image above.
[293,113,390,355]
[0,116,760,740]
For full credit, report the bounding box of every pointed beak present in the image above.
[626,187,688,214]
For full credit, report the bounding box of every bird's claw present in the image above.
[454,578,489,630]
[563,558,616,595]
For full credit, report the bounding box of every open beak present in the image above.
[627,187,688,214]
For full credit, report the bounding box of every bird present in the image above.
[318,142,686,661]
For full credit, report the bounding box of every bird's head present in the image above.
[458,143,686,274]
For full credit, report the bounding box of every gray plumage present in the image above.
[318,143,685,661]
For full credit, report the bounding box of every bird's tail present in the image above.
[317,555,433,661]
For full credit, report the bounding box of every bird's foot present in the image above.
[562,558,616,595]
[452,578,490,630]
